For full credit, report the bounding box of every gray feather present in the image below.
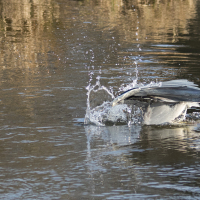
[112,80,200,106]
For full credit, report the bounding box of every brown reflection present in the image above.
[0,0,61,70]
[72,0,197,43]
[0,0,197,68]
[0,0,62,126]
[123,0,196,43]
[0,0,197,77]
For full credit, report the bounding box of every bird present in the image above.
[112,80,200,125]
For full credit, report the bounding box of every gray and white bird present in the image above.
[112,80,200,125]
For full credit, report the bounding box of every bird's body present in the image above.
[112,80,200,125]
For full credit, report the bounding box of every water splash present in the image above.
[119,62,139,92]
[117,63,162,93]
[85,76,115,110]
[84,75,135,126]
[84,76,115,126]
[84,74,162,126]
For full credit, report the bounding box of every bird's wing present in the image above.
[112,85,200,106]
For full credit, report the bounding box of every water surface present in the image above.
[0,0,200,199]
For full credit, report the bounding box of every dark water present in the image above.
[0,0,200,199]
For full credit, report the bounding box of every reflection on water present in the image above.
[85,124,200,198]
[0,0,200,199]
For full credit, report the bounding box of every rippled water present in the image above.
[0,0,200,199]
